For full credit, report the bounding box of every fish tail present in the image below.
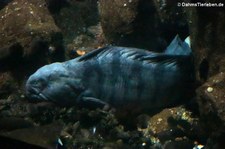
[164,35,192,56]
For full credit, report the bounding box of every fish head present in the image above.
[25,63,83,106]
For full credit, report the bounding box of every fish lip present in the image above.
[26,87,38,97]
[38,92,49,101]
[26,86,49,101]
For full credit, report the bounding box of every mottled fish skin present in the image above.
[25,35,194,110]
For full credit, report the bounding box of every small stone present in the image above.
[206,87,213,93]
[12,2,18,5]
[157,118,162,122]
[116,139,123,144]
[193,144,204,149]
[14,8,20,11]
[142,142,146,146]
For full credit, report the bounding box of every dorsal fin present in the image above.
[184,36,191,48]
[139,54,184,65]
[78,46,111,61]
[77,45,190,67]
[164,35,191,56]
[78,46,150,62]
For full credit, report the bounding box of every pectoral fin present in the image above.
[80,97,109,109]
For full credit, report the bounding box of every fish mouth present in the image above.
[26,86,48,101]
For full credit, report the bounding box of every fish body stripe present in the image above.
[26,37,194,109]
[74,47,192,108]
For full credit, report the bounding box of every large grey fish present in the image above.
[25,35,194,110]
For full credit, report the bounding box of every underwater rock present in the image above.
[50,0,103,59]
[98,0,188,50]
[0,0,65,96]
[0,93,59,126]
[0,72,17,98]
[196,72,225,133]
[0,42,23,71]
[152,0,189,40]
[186,3,225,82]
[0,0,62,60]
[66,23,105,59]
[66,33,103,59]
[57,108,154,149]
[205,133,225,149]
[0,136,46,149]
[0,122,64,149]
[0,96,206,149]
[138,106,204,145]
[45,0,69,14]
[52,0,99,44]
[27,102,60,125]
[162,140,194,149]
[0,0,12,10]
[0,117,33,132]
[98,0,139,44]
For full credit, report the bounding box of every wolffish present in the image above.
[25,35,194,110]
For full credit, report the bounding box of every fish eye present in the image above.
[38,78,48,85]
[30,80,38,85]
[48,74,55,81]
[30,78,46,87]
[39,78,46,82]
